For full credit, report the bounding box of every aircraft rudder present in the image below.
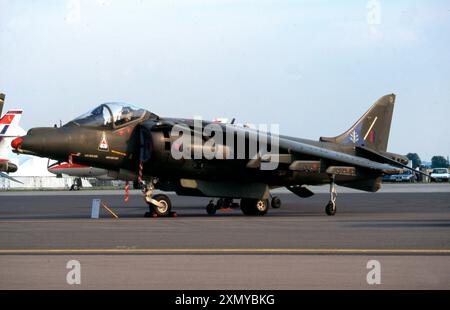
[320,94,396,152]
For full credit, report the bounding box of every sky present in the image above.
[0,0,449,161]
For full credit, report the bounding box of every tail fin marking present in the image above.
[320,94,395,152]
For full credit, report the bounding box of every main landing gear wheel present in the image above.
[271,196,281,209]
[240,198,269,216]
[325,174,337,216]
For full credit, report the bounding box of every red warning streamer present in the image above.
[124,181,129,203]
[138,160,143,184]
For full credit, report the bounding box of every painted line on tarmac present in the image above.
[0,217,330,224]
[0,248,449,255]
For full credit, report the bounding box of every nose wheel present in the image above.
[325,175,337,216]
[143,181,173,217]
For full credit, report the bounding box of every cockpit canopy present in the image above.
[71,102,152,128]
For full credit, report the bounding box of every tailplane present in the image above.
[320,94,395,152]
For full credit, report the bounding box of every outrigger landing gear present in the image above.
[325,175,337,216]
[143,180,172,217]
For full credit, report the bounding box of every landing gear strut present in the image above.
[325,175,337,216]
[143,180,172,217]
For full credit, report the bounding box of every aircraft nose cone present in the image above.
[14,127,66,158]
[11,137,23,150]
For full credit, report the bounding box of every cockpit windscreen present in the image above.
[72,102,147,128]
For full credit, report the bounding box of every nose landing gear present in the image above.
[325,175,337,216]
[143,181,173,217]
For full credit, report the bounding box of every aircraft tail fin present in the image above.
[0,93,4,116]
[0,109,24,136]
[320,94,395,152]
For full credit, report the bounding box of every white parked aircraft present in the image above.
[0,93,25,183]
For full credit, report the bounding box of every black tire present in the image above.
[241,198,269,216]
[325,202,336,216]
[271,196,281,209]
[206,202,216,215]
[151,194,172,217]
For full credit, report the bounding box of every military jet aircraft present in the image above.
[11,94,428,217]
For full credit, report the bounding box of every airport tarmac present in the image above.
[0,183,449,289]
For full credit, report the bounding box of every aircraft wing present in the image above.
[0,171,23,184]
[354,145,432,178]
[278,137,402,173]
[159,119,413,175]
[218,124,404,174]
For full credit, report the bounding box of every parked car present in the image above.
[383,170,416,183]
[430,168,450,182]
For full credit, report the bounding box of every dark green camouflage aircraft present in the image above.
[12,94,427,217]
